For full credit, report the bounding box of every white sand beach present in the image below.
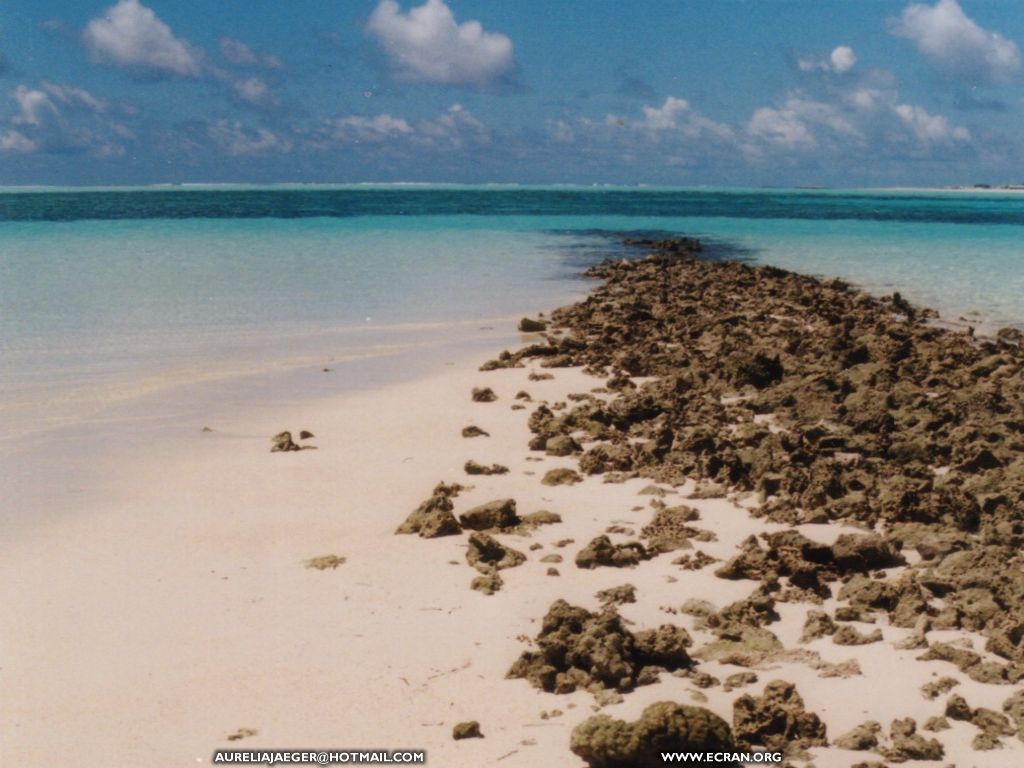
[3,339,1020,767]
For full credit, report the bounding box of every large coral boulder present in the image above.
[831,533,904,573]
[570,702,734,768]
[507,600,691,694]
[732,680,827,753]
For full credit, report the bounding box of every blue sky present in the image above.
[2,0,1024,186]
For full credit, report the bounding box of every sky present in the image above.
[2,0,1024,186]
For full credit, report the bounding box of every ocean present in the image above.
[3,186,1024,448]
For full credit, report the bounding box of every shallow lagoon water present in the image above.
[2,187,1023,444]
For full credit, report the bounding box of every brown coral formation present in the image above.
[575,535,648,569]
[569,702,734,768]
[507,599,692,694]
[394,482,464,538]
[507,238,1024,674]
[732,680,827,754]
[458,499,520,531]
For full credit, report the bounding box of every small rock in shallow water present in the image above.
[545,435,580,456]
[471,387,498,403]
[452,721,483,740]
[541,468,583,486]
[299,430,314,440]
[465,532,526,572]
[461,425,490,438]
[575,535,647,569]
[459,499,520,531]
[470,570,504,595]
[722,671,758,692]
[832,625,883,646]
[521,510,561,527]
[518,317,547,332]
[800,610,837,643]
[270,431,301,452]
[395,482,464,538]
[921,676,959,700]
[834,720,881,751]
[463,460,509,476]
[304,555,346,570]
[596,584,636,606]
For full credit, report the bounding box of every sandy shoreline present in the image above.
[4,250,1024,767]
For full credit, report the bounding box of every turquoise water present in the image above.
[2,187,1024,442]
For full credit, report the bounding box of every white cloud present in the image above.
[892,103,971,144]
[40,82,108,113]
[366,0,515,87]
[746,97,859,148]
[744,83,971,162]
[11,86,60,126]
[641,96,690,130]
[219,37,282,70]
[799,45,857,74]
[747,106,816,147]
[606,96,733,141]
[416,103,489,146]
[231,77,277,109]
[207,120,292,155]
[0,130,37,153]
[327,114,413,143]
[830,46,857,74]
[2,83,129,157]
[84,0,202,78]
[219,38,257,66]
[890,0,1020,83]
[310,104,488,152]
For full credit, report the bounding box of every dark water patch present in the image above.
[542,228,759,273]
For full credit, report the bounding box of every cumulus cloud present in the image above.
[207,120,292,155]
[326,114,413,143]
[0,130,37,153]
[745,85,970,159]
[83,3,282,109]
[747,106,817,147]
[889,0,1020,83]
[219,37,282,70]
[799,45,857,74]
[229,76,278,109]
[1,83,129,156]
[892,102,971,144]
[417,103,489,146]
[310,104,488,152]
[606,96,733,141]
[366,0,515,87]
[84,0,203,78]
